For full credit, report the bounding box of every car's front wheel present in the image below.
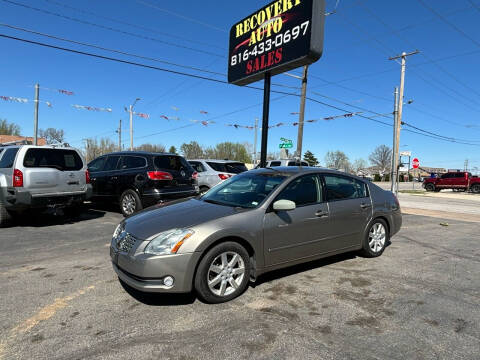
[360,219,389,258]
[120,190,143,217]
[194,242,250,303]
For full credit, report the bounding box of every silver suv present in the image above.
[0,145,92,226]
[188,160,248,194]
[256,159,310,168]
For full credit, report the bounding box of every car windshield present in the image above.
[202,172,287,208]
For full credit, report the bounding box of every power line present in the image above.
[41,0,226,50]
[0,0,224,58]
[135,0,227,33]
[0,23,227,78]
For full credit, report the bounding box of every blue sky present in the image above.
[0,0,479,170]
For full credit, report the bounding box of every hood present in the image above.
[124,198,237,240]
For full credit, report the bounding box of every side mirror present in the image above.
[273,199,296,212]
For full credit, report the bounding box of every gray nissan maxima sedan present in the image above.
[110,167,402,303]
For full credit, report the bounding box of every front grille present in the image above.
[117,233,137,253]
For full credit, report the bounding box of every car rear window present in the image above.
[207,162,247,174]
[0,148,19,168]
[324,175,368,201]
[23,148,83,171]
[122,156,147,169]
[155,155,191,172]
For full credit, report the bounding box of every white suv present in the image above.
[0,145,92,226]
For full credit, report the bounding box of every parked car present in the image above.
[88,152,199,217]
[188,159,248,194]
[423,171,480,193]
[255,159,310,168]
[110,166,402,303]
[0,144,92,227]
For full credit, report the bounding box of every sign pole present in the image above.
[260,72,271,168]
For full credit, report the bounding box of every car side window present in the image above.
[103,156,121,171]
[88,157,106,172]
[189,161,205,172]
[269,161,281,167]
[276,174,321,206]
[324,175,368,201]
[122,156,147,169]
[0,148,19,168]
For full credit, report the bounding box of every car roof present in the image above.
[189,159,244,163]
[99,151,178,157]
[249,166,366,179]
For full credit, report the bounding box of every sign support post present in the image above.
[260,72,271,168]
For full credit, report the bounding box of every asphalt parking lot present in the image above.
[1,204,479,360]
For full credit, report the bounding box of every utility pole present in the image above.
[33,83,39,145]
[253,118,258,165]
[296,65,309,161]
[117,119,122,151]
[260,73,271,168]
[391,87,399,192]
[128,98,141,151]
[389,50,419,194]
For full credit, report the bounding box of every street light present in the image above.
[129,98,141,151]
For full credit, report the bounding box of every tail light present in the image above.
[148,171,173,180]
[85,169,91,184]
[218,173,230,180]
[192,172,198,180]
[13,169,23,187]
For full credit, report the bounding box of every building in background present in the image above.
[0,135,46,146]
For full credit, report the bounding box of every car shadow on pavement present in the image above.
[119,279,197,306]
[13,208,106,228]
[253,252,359,287]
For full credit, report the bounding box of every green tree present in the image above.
[0,119,21,136]
[39,128,64,144]
[303,150,319,166]
[181,141,204,159]
[134,143,166,153]
[168,145,177,154]
[324,150,351,171]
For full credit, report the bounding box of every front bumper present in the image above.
[110,245,201,293]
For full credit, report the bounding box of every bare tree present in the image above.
[369,145,392,181]
[325,150,351,172]
[84,137,117,162]
[0,119,20,136]
[352,158,368,174]
[39,128,64,144]
[134,143,166,153]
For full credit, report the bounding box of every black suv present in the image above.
[88,152,198,216]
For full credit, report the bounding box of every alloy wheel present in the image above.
[207,251,245,297]
[368,223,386,253]
[122,194,136,215]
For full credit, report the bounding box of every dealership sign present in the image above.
[228,0,325,85]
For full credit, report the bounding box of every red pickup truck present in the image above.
[423,172,480,193]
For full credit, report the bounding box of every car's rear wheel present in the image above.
[0,199,12,227]
[360,219,389,258]
[194,242,250,303]
[120,190,143,217]
[471,184,480,194]
[199,186,210,196]
[425,183,435,192]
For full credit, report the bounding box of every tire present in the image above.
[434,188,441,192]
[359,219,389,258]
[199,186,210,196]
[471,184,480,194]
[194,242,250,303]
[425,183,435,192]
[119,190,143,217]
[0,199,12,228]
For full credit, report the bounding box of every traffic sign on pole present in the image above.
[412,158,419,169]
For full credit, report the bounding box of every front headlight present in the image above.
[144,229,194,255]
[113,223,124,239]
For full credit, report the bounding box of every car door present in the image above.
[88,156,107,197]
[437,173,451,188]
[323,174,372,249]
[263,174,332,266]
[101,155,122,198]
[117,155,148,196]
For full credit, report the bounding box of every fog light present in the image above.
[163,276,174,287]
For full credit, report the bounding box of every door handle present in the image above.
[360,203,372,209]
[315,210,329,218]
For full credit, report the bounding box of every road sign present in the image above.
[412,158,420,169]
[400,151,411,157]
[228,0,325,85]
[279,143,293,148]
